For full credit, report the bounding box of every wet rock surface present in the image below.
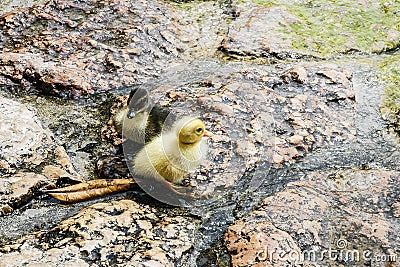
[379,53,400,137]
[0,0,399,266]
[0,199,198,266]
[220,4,304,59]
[0,0,45,16]
[0,0,187,98]
[0,96,54,174]
[0,172,47,216]
[225,170,400,266]
[0,96,83,217]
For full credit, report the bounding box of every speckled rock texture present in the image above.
[0,0,399,266]
[0,0,45,16]
[225,170,400,266]
[0,172,47,216]
[0,200,198,266]
[0,60,362,264]
[220,3,303,59]
[0,96,54,173]
[0,0,187,98]
[0,96,81,215]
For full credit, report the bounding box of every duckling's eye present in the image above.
[195,127,203,133]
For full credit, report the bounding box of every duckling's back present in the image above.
[133,131,206,184]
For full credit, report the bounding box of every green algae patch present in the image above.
[378,53,400,134]
[252,0,400,56]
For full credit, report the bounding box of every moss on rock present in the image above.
[253,0,400,56]
[378,53,400,135]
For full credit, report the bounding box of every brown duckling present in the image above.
[113,87,168,143]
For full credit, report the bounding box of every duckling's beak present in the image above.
[127,108,136,119]
[203,130,213,137]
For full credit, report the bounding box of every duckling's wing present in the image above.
[145,106,171,143]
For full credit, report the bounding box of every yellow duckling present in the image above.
[47,112,210,203]
[134,116,210,185]
[113,87,168,143]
